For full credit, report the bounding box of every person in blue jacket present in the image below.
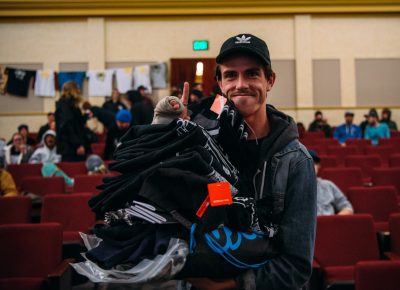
[333,111,362,144]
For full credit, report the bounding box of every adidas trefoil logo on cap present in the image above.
[235,35,251,44]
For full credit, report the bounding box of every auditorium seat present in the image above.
[0,196,31,224]
[20,176,65,196]
[73,174,104,194]
[345,155,382,182]
[385,213,400,261]
[355,261,400,290]
[391,131,400,138]
[327,146,358,166]
[319,167,364,193]
[314,215,380,288]
[347,186,400,232]
[0,223,72,290]
[303,131,325,140]
[319,155,338,168]
[6,163,42,189]
[379,138,400,151]
[91,143,106,159]
[364,145,396,166]
[371,168,400,200]
[41,193,95,243]
[57,162,87,177]
[345,139,371,152]
[314,138,340,147]
[389,153,400,167]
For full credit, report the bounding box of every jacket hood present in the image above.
[259,104,299,162]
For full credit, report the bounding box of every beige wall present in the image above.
[0,15,399,139]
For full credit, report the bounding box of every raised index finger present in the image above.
[181,82,190,120]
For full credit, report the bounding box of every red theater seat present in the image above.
[91,143,106,159]
[385,213,400,261]
[378,138,400,151]
[73,174,104,194]
[327,146,358,166]
[57,162,87,177]
[6,163,42,189]
[365,145,396,166]
[41,193,95,243]
[371,168,400,198]
[347,186,400,232]
[355,261,400,290]
[20,176,65,196]
[314,139,340,147]
[0,196,31,224]
[319,155,338,168]
[345,155,382,182]
[314,215,380,287]
[0,223,72,290]
[320,168,364,193]
[389,153,400,167]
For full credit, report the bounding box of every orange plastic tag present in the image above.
[196,196,210,218]
[210,94,227,116]
[208,182,232,207]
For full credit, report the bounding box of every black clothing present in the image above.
[102,100,127,115]
[91,106,128,160]
[5,68,35,97]
[308,120,332,137]
[55,98,90,161]
[127,90,154,125]
[37,124,50,143]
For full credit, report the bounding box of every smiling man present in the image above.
[189,34,317,290]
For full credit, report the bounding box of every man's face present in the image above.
[45,134,56,149]
[111,89,120,101]
[19,128,28,137]
[13,134,22,147]
[217,55,275,118]
[368,116,377,125]
[345,115,353,124]
[116,121,130,130]
[382,112,389,120]
[315,114,323,122]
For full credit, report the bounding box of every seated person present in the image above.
[380,108,398,131]
[309,150,353,216]
[0,161,18,197]
[3,133,33,166]
[364,110,390,145]
[18,124,37,146]
[29,130,61,164]
[37,112,56,143]
[308,111,332,138]
[333,111,362,144]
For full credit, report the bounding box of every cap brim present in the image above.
[216,46,269,65]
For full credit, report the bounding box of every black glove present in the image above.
[217,101,248,168]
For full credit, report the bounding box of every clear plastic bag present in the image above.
[71,233,188,284]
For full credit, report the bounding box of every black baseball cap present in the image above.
[216,33,271,66]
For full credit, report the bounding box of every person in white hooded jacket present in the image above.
[29,130,61,164]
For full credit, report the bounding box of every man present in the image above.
[3,133,33,166]
[186,33,317,290]
[89,107,132,160]
[380,108,398,131]
[37,112,56,143]
[18,124,36,146]
[29,130,61,164]
[102,89,127,114]
[333,111,362,144]
[364,110,390,145]
[309,150,353,216]
[308,111,332,138]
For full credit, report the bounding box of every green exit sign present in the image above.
[193,40,209,51]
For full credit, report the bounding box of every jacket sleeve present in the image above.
[57,104,84,149]
[255,157,317,290]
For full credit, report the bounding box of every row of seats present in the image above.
[314,214,400,289]
[0,194,96,243]
[301,131,400,141]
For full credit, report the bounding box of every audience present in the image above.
[309,150,354,216]
[37,112,56,143]
[55,81,91,162]
[29,130,61,164]
[333,111,362,144]
[380,108,398,131]
[3,133,33,166]
[102,89,127,114]
[364,110,390,145]
[308,111,332,137]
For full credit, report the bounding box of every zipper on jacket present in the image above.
[259,161,267,199]
[253,169,261,199]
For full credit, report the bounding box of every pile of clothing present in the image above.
[72,119,279,284]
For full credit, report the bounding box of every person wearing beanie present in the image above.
[29,130,61,164]
[364,110,390,145]
[86,154,108,175]
[152,96,185,125]
[308,150,353,216]
[88,105,133,160]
